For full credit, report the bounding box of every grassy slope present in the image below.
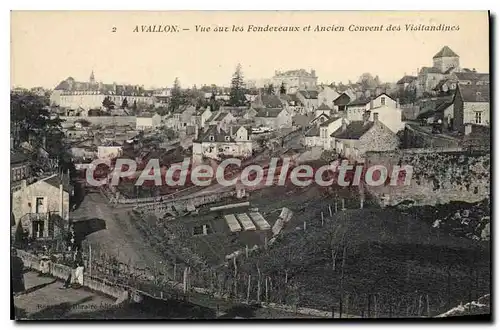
[238,208,490,317]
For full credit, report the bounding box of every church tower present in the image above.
[89,70,96,84]
[432,46,460,73]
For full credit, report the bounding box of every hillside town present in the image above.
[11,45,491,319]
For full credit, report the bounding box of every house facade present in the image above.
[12,174,72,239]
[332,117,399,162]
[192,125,253,161]
[136,113,162,130]
[453,85,490,132]
[254,108,292,130]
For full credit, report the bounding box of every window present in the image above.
[475,112,482,124]
[381,97,386,106]
[225,136,230,141]
[209,135,215,141]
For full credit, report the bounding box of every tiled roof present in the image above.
[292,114,313,127]
[54,77,153,96]
[305,126,320,137]
[319,116,342,127]
[397,75,417,84]
[454,72,490,82]
[348,97,370,106]
[255,108,284,118]
[333,93,351,106]
[433,46,459,59]
[274,69,315,77]
[331,121,374,140]
[42,174,72,192]
[420,66,443,74]
[317,103,332,111]
[11,150,30,165]
[298,90,319,99]
[195,125,235,143]
[457,85,490,103]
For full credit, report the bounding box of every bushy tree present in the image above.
[102,96,115,111]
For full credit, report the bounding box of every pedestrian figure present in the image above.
[11,248,25,296]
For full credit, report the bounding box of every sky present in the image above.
[11,11,489,89]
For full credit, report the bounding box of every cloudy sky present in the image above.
[11,11,489,89]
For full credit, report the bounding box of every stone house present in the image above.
[254,108,292,130]
[206,111,237,132]
[296,90,319,112]
[305,116,345,150]
[331,114,399,162]
[172,105,197,131]
[191,106,213,129]
[453,85,490,132]
[97,142,123,159]
[11,150,33,193]
[12,174,72,239]
[192,125,252,161]
[136,112,162,130]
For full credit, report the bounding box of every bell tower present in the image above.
[89,70,96,84]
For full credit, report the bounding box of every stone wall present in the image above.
[364,148,490,206]
[403,125,460,148]
[60,116,137,127]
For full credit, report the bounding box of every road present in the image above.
[72,191,166,269]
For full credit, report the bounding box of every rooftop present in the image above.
[433,46,459,59]
[331,121,374,140]
[457,85,490,103]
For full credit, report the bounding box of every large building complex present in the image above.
[272,69,318,93]
[50,71,155,110]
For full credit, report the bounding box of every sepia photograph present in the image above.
[9,10,491,320]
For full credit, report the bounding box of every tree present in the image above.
[229,64,246,106]
[266,84,275,95]
[169,77,184,112]
[102,96,115,111]
[358,73,379,90]
[11,91,63,147]
[279,82,286,95]
[121,97,128,109]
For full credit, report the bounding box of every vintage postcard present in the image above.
[10,11,490,320]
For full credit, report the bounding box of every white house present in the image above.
[192,125,253,162]
[367,105,404,133]
[11,174,72,239]
[136,113,162,131]
[254,108,292,130]
[191,106,213,129]
[206,111,237,132]
[97,142,123,159]
[315,103,333,119]
[305,116,345,150]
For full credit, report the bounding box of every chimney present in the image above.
[21,179,27,191]
[396,98,400,108]
[341,120,347,132]
[464,123,472,136]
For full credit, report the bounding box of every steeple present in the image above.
[89,70,95,84]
